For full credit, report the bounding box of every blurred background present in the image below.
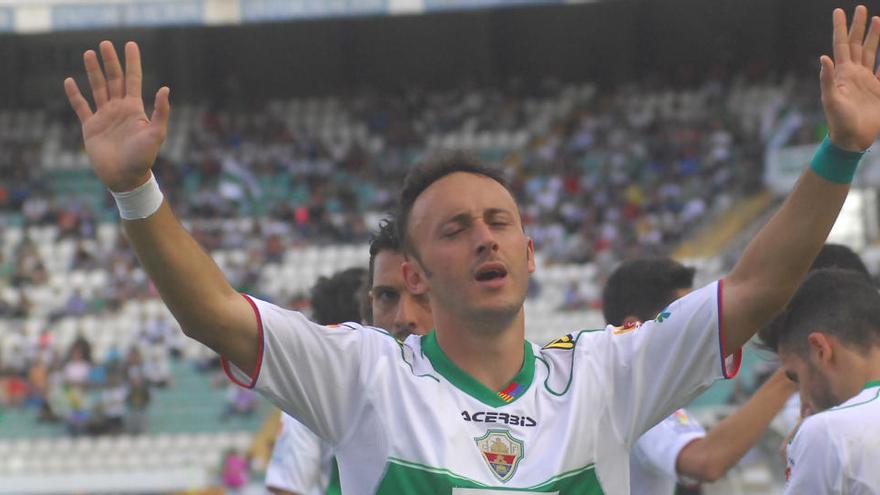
[1,0,879,493]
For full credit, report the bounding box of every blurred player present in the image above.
[267,219,432,495]
[778,242,874,431]
[363,218,433,340]
[63,6,880,492]
[267,267,364,495]
[759,269,880,494]
[602,258,797,494]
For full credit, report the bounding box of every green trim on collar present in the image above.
[421,330,534,407]
[863,380,880,390]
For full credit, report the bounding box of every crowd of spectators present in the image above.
[2,74,790,262]
[0,330,160,436]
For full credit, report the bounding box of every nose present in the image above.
[393,294,419,334]
[473,220,499,256]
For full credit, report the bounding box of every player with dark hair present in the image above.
[310,267,366,327]
[63,6,880,492]
[365,218,432,339]
[759,269,880,493]
[810,242,872,281]
[268,219,433,495]
[602,258,696,328]
[602,258,797,494]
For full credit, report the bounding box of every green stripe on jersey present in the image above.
[421,331,535,407]
[376,458,604,494]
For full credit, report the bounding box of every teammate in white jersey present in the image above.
[62,6,880,492]
[602,258,797,495]
[776,243,873,438]
[759,269,880,494]
[267,267,366,495]
[267,219,433,495]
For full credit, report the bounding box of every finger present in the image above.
[150,87,171,139]
[99,40,125,99]
[820,55,836,98]
[64,77,93,123]
[833,8,852,63]
[83,50,108,108]
[849,5,868,63]
[863,16,880,69]
[124,41,142,99]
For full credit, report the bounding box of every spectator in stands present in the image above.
[221,448,250,495]
[125,373,150,434]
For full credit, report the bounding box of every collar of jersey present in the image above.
[421,330,535,407]
[864,380,880,390]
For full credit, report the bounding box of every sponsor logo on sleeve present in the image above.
[543,333,575,350]
[655,310,671,323]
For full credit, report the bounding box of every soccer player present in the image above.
[758,269,880,494]
[62,6,880,492]
[363,218,433,340]
[267,267,365,495]
[602,258,797,494]
[267,219,433,495]
[778,242,873,431]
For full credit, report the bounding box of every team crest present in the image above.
[474,429,525,482]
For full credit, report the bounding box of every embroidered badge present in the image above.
[474,429,525,483]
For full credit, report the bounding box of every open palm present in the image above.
[64,41,170,192]
[821,6,880,152]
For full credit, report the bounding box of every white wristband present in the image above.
[110,173,164,220]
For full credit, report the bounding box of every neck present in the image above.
[837,347,880,400]
[433,308,526,391]
[862,347,880,384]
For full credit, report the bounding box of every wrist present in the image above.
[827,131,867,153]
[111,172,164,220]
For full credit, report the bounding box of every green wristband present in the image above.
[810,136,865,184]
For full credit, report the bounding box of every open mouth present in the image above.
[475,263,508,282]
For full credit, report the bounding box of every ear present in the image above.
[526,237,536,274]
[807,332,834,366]
[402,259,429,296]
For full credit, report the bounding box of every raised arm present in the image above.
[722,6,880,353]
[675,368,797,482]
[64,41,259,372]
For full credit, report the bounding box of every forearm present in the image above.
[723,167,850,350]
[123,200,258,368]
[677,369,796,481]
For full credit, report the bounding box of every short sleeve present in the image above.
[785,415,842,494]
[265,413,331,494]
[222,294,372,444]
[632,409,706,479]
[597,280,741,447]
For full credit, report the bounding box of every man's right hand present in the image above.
[64,40,170,192]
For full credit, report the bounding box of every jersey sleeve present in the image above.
[265,413,331,494]
[632,409,706,481]
[594,280,741,447]
[221,294,373,444]
[784,415,842,494]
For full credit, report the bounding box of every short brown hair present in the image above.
[395,152,512,257]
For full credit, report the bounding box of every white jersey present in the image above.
[784,381,880,495]
[224,281,740,494]
[629,409,706,495]
[265,413,334,495]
